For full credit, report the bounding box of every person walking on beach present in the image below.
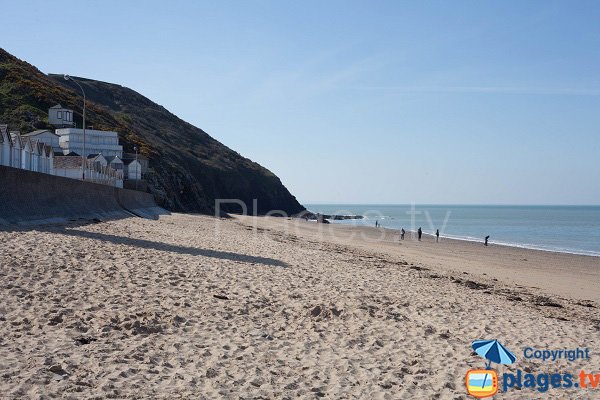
[418,227,422,241]
[400,228,405,240]
[436,229,439,243]
[485,235,490,246]
[375,220,378,228]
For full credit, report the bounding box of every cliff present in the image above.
[0,48,305,215]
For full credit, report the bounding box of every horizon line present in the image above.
[302,202,600,207]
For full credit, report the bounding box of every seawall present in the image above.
[0,165,168,225]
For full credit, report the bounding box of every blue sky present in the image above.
[2,0,599,204]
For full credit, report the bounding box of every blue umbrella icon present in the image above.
[472,339,516,389]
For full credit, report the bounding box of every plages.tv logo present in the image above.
[465,339,516,398]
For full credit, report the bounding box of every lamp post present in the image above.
[64,74,86,180]
[134,146,139,190]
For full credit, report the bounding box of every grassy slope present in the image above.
[0,48,305,215]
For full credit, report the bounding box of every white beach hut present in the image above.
[30,139,41,172]
[127,159,142,180]
[41,142,50,173]
[21,137,33,171]
[10,131,22,169]
[88,153,108,168]
[48,146,54,175]
[0,125,11,166]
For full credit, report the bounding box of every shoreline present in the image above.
[411,229,600,258]
[323,220,600,258]
[299,218,600,259]
[237,215,600,302]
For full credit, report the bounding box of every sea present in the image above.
[305,204,600,257]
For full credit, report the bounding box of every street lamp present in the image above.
[134,145,139,190]
[64,74,86,180]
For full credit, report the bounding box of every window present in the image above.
[57,111,63,119]
[65,111,71,121]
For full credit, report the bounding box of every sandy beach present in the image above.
[1,214,598,399]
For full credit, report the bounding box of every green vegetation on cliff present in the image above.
[0,48,305,215]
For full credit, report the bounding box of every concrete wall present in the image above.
[115,184,166,219]
[0,165,167,225]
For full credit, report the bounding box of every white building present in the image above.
[21,137,33,170]
[122,152,149,174]
[55,127,123,158]
[48,104,74,127]
[126,159,142,180]
[88,154,108,168]
[22,130,62,153]
[107,155,124,173]
[53,155,123,188]
[38,142,54,174]
[0,126,54,173]
[52,155,86,180]
[10,132,22,169]
[1,119,124,189]
[0,125,11,166]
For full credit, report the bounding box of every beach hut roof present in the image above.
[22,129,59,138]
[54,156,86,169]
[10,131,23,148]
[87,153,104,160]
[108,155,123,164]
[33,140,45,155]
[0,124,8,143]
[22,136,33,152]
[27,139,39,155]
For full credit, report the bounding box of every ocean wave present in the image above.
[327,220,600,257]
[418,231,600,257]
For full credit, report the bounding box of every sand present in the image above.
[0,213,598,399]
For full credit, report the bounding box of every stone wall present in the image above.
[0,165,167,225]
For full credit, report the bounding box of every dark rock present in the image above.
[380,381,393,389]
[74,337,97,346]
[439,331,451,339]
[49,365,68,376]
[301,212,363,221]
[311,306,322,317]
[206,368,218,378]
[462,280,490,290]
[534,296,564,308]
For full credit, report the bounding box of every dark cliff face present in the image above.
[0,48,305,215]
